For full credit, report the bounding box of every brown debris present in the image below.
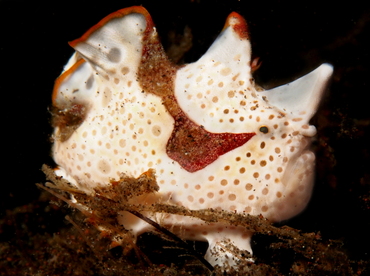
[51,104,88,142]
[17,165,358,275]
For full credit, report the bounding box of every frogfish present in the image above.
[51,6,333,267]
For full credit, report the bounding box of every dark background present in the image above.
[1,0,369,264]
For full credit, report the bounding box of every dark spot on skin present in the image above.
[259,126,269,134]
[107,47,121,63]
[85,74,94,90]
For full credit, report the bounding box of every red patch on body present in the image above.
[167,109,255,172]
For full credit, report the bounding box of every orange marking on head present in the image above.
[52,58,86,105]
[222,12,249,39]
[69,6,154,48]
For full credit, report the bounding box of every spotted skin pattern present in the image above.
[51,6,333,266]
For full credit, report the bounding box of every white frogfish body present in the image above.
[51,6,333,266]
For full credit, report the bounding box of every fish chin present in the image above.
[277,143,316,221]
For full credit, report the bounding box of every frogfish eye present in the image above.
[259,126,269,134]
